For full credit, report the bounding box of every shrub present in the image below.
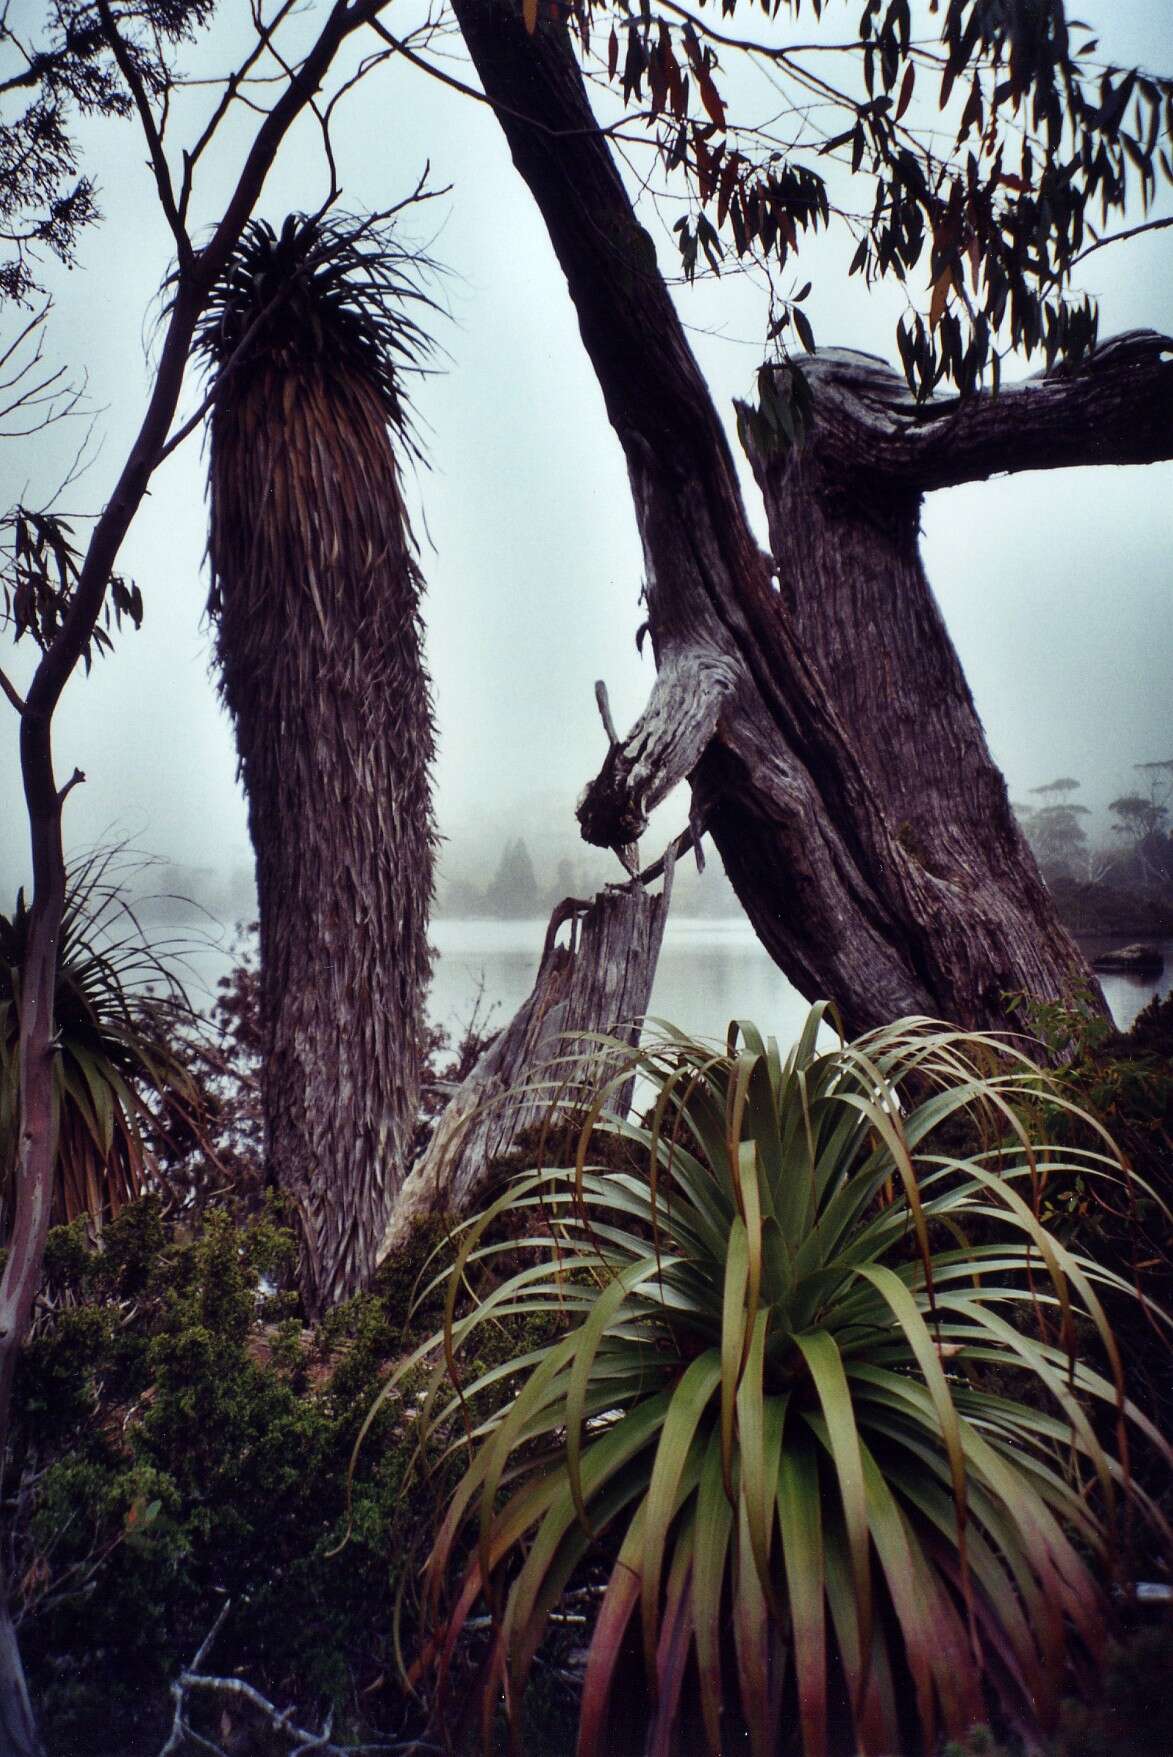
[412,1009,1171,1757]
[10,1200,463,1755]
[1008,990,1173,1452]
[0,854,204,1225]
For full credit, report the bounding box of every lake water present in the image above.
[173,915,1169,1046]
[426,917,1171,1047]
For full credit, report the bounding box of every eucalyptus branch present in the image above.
[368,18,644,144]
[158,66,173,144]
[95,0,193,273]
[1071,213,1173,267]
[0,665,25,715]
[652,0,860,109]
[178,0,301,219]
[56,766,85,805]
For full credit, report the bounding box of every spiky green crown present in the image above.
[195,212,439,434]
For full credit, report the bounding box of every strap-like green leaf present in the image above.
[721,1215,750,1493]
[566,1254,661,1530]
[777,1429,826,1757]
[692,1424,734,1756]
[852,1262,970,1581]
[639,1348,721,1683]
[794,1330,871,1706]
[577,1502,648,1757]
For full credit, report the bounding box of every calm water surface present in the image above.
[428,917,1171,1045]
[173,916,1168,1042]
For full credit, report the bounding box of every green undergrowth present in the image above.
[1012,991,1173,1445]
[10,1196,570,1755]
[944,1624,1173,1757]
[8,999,1172,1755]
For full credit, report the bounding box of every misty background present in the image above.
[1,0,1170,993]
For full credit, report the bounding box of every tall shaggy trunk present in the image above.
[450,0,1173,1035]
[209,364,434,1314]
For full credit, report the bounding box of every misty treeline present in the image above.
[2,1,1173,1747]
[437,830,739,917]
[1016,761,1173,929]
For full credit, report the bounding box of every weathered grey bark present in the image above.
[449,0,1173,1034]
[738,341,1173,1031]
[380,870,671,1255]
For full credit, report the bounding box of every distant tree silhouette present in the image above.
[484,839,540,917]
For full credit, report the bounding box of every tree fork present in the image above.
[445,0,1172,1034]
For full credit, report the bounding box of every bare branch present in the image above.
[578,653,739,852]
[368,18,645,145]
[44,414,104,506]
[0,304,88,437]
[179,0,301,219]
[1071,214,1173,267]
[0,305,50,379]
[0,666,25,715]
[95,0,192,271]
[594,677,620,746]
[56,765,85,805]
[783,332,1173,493]
[634,821,702,886]
[158,1597,433,1755]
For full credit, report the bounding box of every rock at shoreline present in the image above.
[1092,943,1166,976]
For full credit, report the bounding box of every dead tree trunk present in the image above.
[380,869,672,1253]
[450,0,1173,1035]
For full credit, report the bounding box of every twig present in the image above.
[178,0,301,219]
[158,1599,439,1751]
[0,666,25,715]
[635,822,702,887]
[594,677,620,747]
[56,766,85,805]
[158,1600,232,1756]
[1070,214,1173,267]
[162,1661,435,1753]
[542,819,698,960]
[95,0,193,272]
[367,17,643,145]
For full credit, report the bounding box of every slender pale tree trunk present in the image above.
[449,0,1173,1035]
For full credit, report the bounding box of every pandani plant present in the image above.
[195,207,441,1315]
[0,852,202,1227]
[380,1006,1172,1757]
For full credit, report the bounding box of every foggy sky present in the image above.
[2,0,1171,915]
